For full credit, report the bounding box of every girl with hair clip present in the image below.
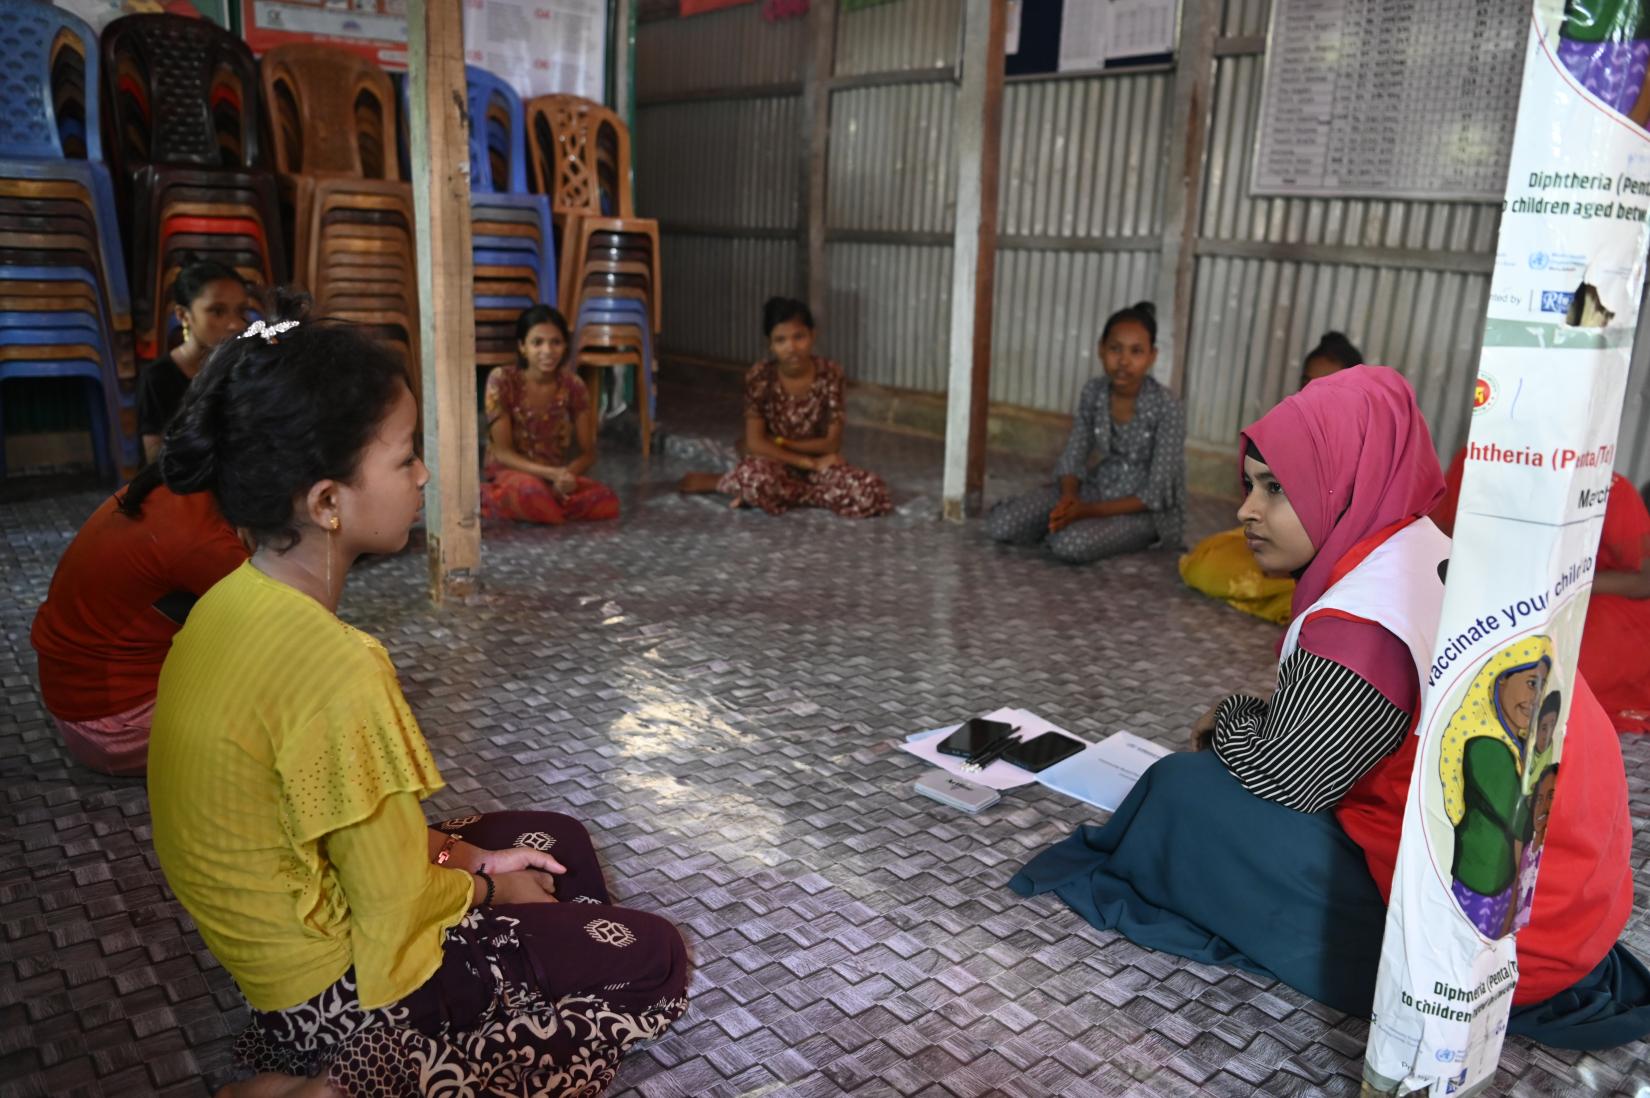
[677,296,892,518]
[1013,366,1650,1051]
[986,301,1185,564]
[1178,331,1365,624]
[136,258,251,462]
[480,304,620,525]
[146,295,688,1098]
[29,463,248,775]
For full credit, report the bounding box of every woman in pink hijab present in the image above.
[1012,366,1650,1050]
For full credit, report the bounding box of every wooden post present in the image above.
[941,0,1006,522]
[408,0,481,601]
[1154,2,1221,396]
[802,0,838,322]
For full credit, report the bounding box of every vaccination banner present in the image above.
[1362,2,1650,1094]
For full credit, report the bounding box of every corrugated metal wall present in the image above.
[1187,32,1501,459]
[634,0,1647,487]
[634,4,805,366]
[833,0,958,75]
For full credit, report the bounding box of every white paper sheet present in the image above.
[1057,0,1176,72]
[1035,730,1171,812]
[899,707,1087,792]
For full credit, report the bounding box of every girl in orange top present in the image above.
[30,464,248,775]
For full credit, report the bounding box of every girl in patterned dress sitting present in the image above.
[677,296,892,518]
[481,305,621,526]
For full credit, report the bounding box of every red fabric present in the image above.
[1339,672,1633,1003]
[1437,451,1650,730]
[1243,367,1444,695]
[1299,614,1418,713]
[1578,475,1650,731]
[30,487,248,721]
[1430,447,1468,537]
[480,470,619,525]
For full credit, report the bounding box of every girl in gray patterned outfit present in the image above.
[987,301,1185,564]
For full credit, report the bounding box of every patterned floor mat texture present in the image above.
[3,386,1647,1097]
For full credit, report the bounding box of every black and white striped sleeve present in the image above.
[1209,649,1411,814]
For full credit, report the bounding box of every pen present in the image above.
[964,729,1019,771]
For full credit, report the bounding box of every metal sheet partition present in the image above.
[826,242,952,392]
[833,0,959,76]
[636,5,806,97]
[827,84,958,234]
[636,97,803,230]
[633,0,1647,485]
[820,9,960,392]
[989,72,1170,414]
[1188,30,1501,464]
[635,5,805,366]
[659,235,802,365]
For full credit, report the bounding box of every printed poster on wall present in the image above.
[54,0,231,30]
[1362,2,1650,1094]
[241,0,409,69]
[1056,0,1176,72]
[463,0,605,102]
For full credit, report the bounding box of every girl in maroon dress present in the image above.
[481,306,620,525]
[677,297,891,518]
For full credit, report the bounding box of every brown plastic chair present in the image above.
[574,347,652,458]
[260,45,399,179]
[558,215,661,330]
[524,94,634,225]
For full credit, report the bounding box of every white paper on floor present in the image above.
[900,707,1088,791]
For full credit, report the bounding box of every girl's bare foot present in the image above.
[728,494,747,509]
[215,1073,343,1098]
[676,472,721,494]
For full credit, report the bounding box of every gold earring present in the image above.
[181,319,192,344]
[330,516,340,531]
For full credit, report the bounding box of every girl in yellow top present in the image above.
[1178,332,1364,624]
[147,301,688,1098]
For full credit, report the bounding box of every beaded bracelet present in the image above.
[474,869,495,906]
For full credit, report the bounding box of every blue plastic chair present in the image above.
[0,310,101,331]
[574,300,655,420]
[465,65,528,194]
[475,294,537,311]
[472,192,555,305]
[0,264,117,348]
[0,159,132,316]
[0,362,114,481]
[0,0,104,161]
[0,261,136,472]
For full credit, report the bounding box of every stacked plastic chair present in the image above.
[0,0,136,480]
[102,14,285,363]
[261,45,419,398]
[465,66,556,373]
[525,94,659,455]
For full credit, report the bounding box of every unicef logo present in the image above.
[1528,251,1550,270]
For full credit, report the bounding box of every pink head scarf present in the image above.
[1240,365,1445,622]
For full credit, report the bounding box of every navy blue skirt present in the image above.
[1009,750,1650,1051]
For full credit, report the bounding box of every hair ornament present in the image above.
[240,319,300,344]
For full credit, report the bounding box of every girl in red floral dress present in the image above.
[677,297,891,518]
[481,306,620,525]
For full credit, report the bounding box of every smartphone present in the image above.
[937,717,1015,758]
[1003,731,1085,773]
[914,770,1001,813]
